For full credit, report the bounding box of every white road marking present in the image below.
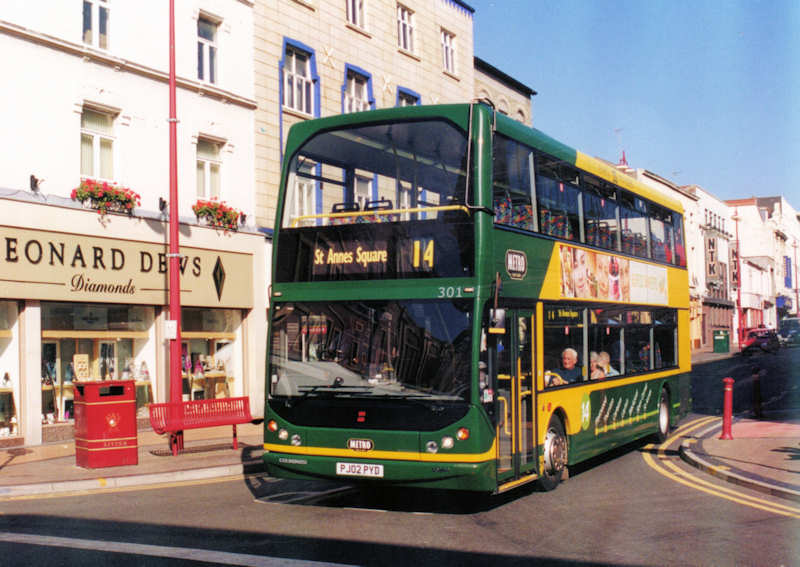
[0,531,356,567]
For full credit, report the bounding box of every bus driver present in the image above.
[545,348,581,387]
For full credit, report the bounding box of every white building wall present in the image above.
[0,1,255,220]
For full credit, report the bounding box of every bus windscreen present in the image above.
[275,120,474,282]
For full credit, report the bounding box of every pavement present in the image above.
[0,423,266,499]
[0,349,797,501]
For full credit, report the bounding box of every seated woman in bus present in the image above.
[589,351,605,380]
[598,351,619,377]
[545,348,582,387]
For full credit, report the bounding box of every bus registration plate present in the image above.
[336,462,384,478]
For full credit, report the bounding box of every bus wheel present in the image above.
[655,389,670,443]
[538,416,567,491]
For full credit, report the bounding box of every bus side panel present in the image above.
[539,373,686,466]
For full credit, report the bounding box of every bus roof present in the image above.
[283,104,684,214]
[493,111,684,214]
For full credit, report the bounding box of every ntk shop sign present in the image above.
[0,226,253,308]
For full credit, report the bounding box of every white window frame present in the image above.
[345,71,369,113]
[197,14,219,84]
[196,138,223,199]
[346,0,365,29]
[80,107,115,181]
[284,47,314,116]
[294,164,316,219]
[441,28,456,74]
[82,0,110,49]
[355,175,372,210]
[397,4,414,53]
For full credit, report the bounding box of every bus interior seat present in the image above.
[364,198,393,211]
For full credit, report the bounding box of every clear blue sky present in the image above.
[469,0,800,206]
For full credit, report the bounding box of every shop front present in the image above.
[0,197,267,446]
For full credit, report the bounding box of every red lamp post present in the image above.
[794,240,799,316]
[167,0,183,451]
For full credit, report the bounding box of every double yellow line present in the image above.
[642,417,800,519]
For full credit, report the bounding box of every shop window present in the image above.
[41,303,153,421]
[181,308,239,400]
[0,301,18,438]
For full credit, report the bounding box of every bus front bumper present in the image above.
[263,449,497,492]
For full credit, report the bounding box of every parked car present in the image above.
[778,317,800,347]
[741,328,780,355]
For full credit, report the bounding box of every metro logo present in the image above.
[347,438,374,451]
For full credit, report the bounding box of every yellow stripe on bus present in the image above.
[264,440,497,463]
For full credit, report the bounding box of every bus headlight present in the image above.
[278,429,289,441]
[441,436,455,450]
[291,434,302,446]
[425,440,438,453]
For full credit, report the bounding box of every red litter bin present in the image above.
[74,380,138,468]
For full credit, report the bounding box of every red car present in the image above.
[741,328,780,355]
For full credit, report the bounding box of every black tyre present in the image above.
[655,389,670,443]
[537,416,567,491]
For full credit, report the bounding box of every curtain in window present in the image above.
[80,134,94,176]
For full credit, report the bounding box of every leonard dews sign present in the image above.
[1,226,253,308]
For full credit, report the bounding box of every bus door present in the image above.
[494,310,537,484]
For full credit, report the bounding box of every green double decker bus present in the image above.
[264,103,691,493]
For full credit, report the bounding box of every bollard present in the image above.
[751,366,762,419]
[720,377,734,440]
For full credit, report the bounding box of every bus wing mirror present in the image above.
[489,308,506,335]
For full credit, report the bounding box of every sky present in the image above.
[469,0,800,207]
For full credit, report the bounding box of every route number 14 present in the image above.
[412,239,434,269]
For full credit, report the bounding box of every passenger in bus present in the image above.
[545,348,581,387]
[589,352,605,380]
[598,351,619,377]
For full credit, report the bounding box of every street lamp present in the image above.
[732,209,744,346]
[794,240,799,316]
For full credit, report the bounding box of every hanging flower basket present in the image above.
[71,179,141,215]
[192,197,244,230]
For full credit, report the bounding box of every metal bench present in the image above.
[149,397,253,456]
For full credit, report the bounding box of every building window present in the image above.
[397,87,420,106]
[196,139,222,199]
[80,107,115,180]
[344,69,370,113]
[82,0,109,49]
[397,4,414,52]
[441,29,456,74]
[41,303,154,422]
[197,15,218,84]
[284,46,314,115]
[346,0,365,29]
[293,163,316,220]
[355,175,372,210]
